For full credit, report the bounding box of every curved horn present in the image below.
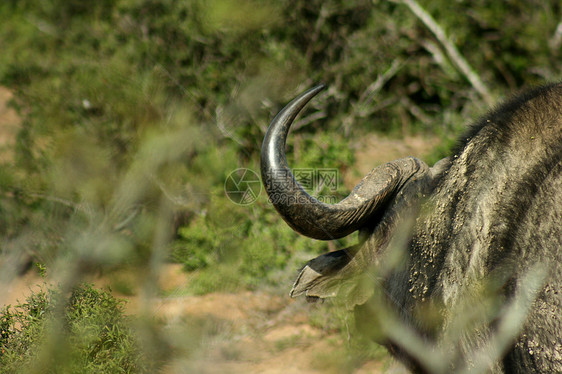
[261,85,426,240]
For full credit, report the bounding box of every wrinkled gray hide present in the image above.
[261,83,562,373]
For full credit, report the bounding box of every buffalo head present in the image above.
[260,83,562,373]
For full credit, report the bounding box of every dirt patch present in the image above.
[0,86,21,162]
[140,266,401,373]
[0,265,400,373]
[0,270,44,308]
[345,134,439,187]
[153,291,285,326]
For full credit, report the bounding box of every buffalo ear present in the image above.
[290,248,352,298]
[290,247,374,309]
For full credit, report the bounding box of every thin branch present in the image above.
[358,58,404,105]
[215,105,246,147]
[27,192,89,214]
[421,39,456,78]
[340,60,403,134]
[149,174,195,209]
[292,110,327,131]
[549,21,562,51]
[393,0,494,105]
[400,96,432,126]
[305,4,332,62]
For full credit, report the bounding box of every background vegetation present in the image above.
[0,0,560,372]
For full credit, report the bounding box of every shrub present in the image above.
[0,284,146,373]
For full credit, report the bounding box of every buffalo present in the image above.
[261,83,562,373]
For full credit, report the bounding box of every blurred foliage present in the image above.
[0,284,146,373]
[0,0,560,369]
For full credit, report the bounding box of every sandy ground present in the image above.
[0,86,20,162]
[0,264,401,374]
[345,134,439,187]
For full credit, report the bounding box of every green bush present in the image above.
[170,193,336,293]
[0,284,146,373]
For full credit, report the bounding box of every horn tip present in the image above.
[311,83,326,93]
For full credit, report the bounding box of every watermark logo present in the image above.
[315,168,339,192]
[225,168,341,206]
[224,168,262,205]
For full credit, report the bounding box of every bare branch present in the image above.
[359,59,404,105]
[305,4,332,62]
[421,39,457,78]
[292,110,327,131]
[393,0,494,105]
[549,21,562,51]
[215,105,246,147]
[400,96,432,126]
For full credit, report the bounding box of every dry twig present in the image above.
[390,0,494,105]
